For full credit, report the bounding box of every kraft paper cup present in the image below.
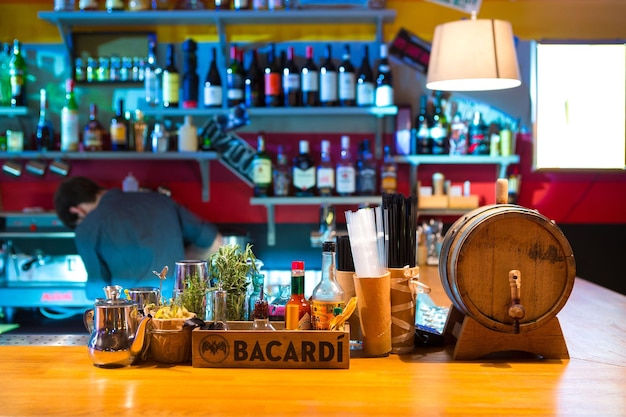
[389,267,419,354]
[336,270,362,342]
[353,271,391,357]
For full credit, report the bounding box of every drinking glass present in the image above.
[174,259,209,292]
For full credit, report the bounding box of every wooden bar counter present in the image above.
[1,267,624,417]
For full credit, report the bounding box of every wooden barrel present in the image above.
[439,204,576,334]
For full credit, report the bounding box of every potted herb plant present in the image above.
[208,243,259,321]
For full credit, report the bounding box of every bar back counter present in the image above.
[0,266,624,417]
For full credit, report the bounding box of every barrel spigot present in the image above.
[508,270,525,334]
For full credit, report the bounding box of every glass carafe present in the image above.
[269,284,290,322]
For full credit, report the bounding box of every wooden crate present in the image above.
[191,322,350,369]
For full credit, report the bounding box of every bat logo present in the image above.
[198,335,230,363]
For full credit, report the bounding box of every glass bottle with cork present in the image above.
[60,79,79,152]
[285,260,311,330]
[311,241,345,330]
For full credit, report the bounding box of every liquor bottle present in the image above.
[301,45,319,107]
[144,35,162,108]
[415,94,432,154]
[233,0,249,10]
[250,297,276,331]
[284,260,312,330]
[9,40,26,108]
[247,273,264,321]
[133,110,148,152]
[356,44,375,107]
[83,103,104,151]
[380,145,397,194]
[251,133,272,197]
[55,0,76,10]
[110,98,129,151]
[319,44,338,107]
[430,92,449,155]
[335,135,356,196]
[282,46,301,107]
[356,139,377,195]
[311,241,345,331]
[203,47,223,108]
[105,0,124,11]
[244,49,264,108]
[181,39,199,109]
[272,145,291,197]
[60,79,79,152]
[226,45,244,107]
[468,110,489,155]
[316,139,335,196]
[0,43,11,107]
[162,44,180,108]
[268,0,283,10]
[264,44,282,107]
[292,139,316,196]
[124,110,136,151]
[338,44,356,107]
[35,89,54,151]
[375,43,393,107]
[214,0,231,10]
[449,112,468,155]
[177,115,198,152]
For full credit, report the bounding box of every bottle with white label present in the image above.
[292,140,316,196]
[177,115,197,152]
[375,43,394,107]
[60,79,79,152]
[316,139,335,196]
[252,133,272,197]
[335,135,356,196]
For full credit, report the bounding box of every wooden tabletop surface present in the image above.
[1,266,624,417]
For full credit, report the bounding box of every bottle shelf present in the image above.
[0,107,29,117]
[250,195,381,246]
[141,106,398,118]
[0,151,218,202]
[38,9,396,27]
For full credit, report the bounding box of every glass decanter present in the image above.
[210,289,230,330]
[251,298,275,331]
[269,284,291,322]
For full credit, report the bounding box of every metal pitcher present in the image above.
[83,285,151,368]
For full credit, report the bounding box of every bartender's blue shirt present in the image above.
[74,189,218,301]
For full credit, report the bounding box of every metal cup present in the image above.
[126,287,160,312]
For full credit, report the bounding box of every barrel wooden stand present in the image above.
[443,305,570,360]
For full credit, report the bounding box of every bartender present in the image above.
[53,176,223,301]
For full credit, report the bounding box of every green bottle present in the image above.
[9,39,27,107]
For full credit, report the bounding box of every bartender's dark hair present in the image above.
[54,176,104,229]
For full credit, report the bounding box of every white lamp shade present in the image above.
[426,18,522,91]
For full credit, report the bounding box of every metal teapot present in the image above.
[83,285,151,368]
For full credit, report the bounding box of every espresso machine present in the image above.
[0,211,91,323]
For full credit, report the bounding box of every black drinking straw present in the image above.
[336,234,355,272]
[384,193,418,268]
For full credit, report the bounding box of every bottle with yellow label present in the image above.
[311,241,345,330]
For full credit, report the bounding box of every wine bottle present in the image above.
[83,103,104,151]
[0,43,11,107]
[144,35,161,108]
[335,135,356,196]
[284,260,312,330]
[380,145,397,194]
[292,139,316,196]
[181,39,199,109]
[105,0,124,11]
[162,44,180,108]
[251,133,273,197]
[319,44,338,107]
[430,92,449,155]
[264,43,282,107]
[35,88,54,151]
[244,49,264,108]
[203,47,223,108]
[338,44,356,107]
[356,139,377,195]
[226,45,244,107]
[282,46,301,107]
[316,139,335,196]
[415,94,432,154]
[356,44,375,107]
[311,241,345,331]
[9,39,26,108]
[60,79,79,152]
[301,45,319,107]
[468,110,489,155]
[110,98,129,151]
[272,145,291,197]
[375,43,394,107]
